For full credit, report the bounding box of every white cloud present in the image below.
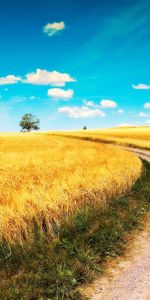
[0,69,75,87]
[100,99,117,108]
[58,105,106,118]
[132,83,150,90]
[83,99,101,108]
[144,102,150,109]
[145,120,150,124]
[43,21,65,37]
[117,109,124,113]
[119,123,134,127]
[23,69,75,86]
[0,75,21,85]
[48,88,74,100]
[29,96,36,100]
[83,99,95,107]
[139,112,149,117]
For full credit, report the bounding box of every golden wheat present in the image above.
[0,133,141,243]
[52,126,150,149]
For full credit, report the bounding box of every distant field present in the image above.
[0,133,141,243]
[51,126,150,149]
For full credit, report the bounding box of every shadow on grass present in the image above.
[0,161,150,300]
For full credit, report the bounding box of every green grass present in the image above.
[0,161,150,300]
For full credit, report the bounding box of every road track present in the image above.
[88,147,150,300]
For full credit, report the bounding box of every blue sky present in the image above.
[0,0,150,131]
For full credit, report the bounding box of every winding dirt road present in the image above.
[120,146,150,163]
[85,147,150,300]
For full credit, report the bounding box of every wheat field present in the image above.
[0,133,141,243]
[51,126,150,149]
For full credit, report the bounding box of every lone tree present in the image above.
[19,113,40,132]
[83,126,87,130]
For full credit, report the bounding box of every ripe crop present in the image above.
[52,126,150,149]
[0,133,141,243]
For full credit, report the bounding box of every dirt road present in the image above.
[120,146,150,163]
[87,147,150,300]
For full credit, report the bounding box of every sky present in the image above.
[0,0,150,131]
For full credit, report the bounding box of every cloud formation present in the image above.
[145,120,150,124]
[43,21,65,37]
[117,109,124,113]
[100,99,117,108]
[119,123,134,127]
[0,75,21,85]
[132,83,150,90]
[24,69,75,86]
[83,99,96,107]
[48,88,74,100]
[139,112,149,117]
[0,69,75,87]
[83,99,118,109]
[144,102,150,109]
[83,99,101,108]
[58,105,105,118]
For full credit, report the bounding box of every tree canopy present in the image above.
[19,113,40,132]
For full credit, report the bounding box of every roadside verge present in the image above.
[0,159,150,300]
